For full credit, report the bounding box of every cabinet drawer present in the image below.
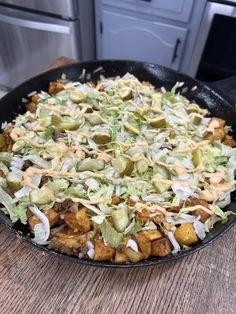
[102,0,194,23]
[98,10,187,70]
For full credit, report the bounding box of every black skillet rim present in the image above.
[0,59,235,268]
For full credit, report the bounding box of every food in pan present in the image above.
[0,73,235,263]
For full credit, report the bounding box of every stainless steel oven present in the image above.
[189,0,236,81]
[0,0,95,90]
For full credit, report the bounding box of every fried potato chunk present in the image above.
[114,246,129,263]
[188,198,211,223]
[28,208,60,230]
[174,223,198,246]
[223,136,236,147]
[152,213,165,224]
[0,126,14,152]
[204,127,225,142]
[64,207,91,232]
[210,117,226,128]
[139,230,163,241]
[48,81,64,95]
[25,101,37,113]
[151,238,172,257]
[93,239,115,261]
[135,232,151,259]
[31,93,40,103]
[48,234,87,256]
[136,208,150,223]
[124,247,144,263]
[111,195,121,205]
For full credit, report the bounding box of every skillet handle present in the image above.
[205,75,236,105]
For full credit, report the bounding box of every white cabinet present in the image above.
[95,0,207,74]
[98,10,187,70]
[102,0,194,23]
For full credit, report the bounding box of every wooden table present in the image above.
[0,58,236,314]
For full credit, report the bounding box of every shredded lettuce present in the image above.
[100,218,124,248]
[124,220,142,235]
[0,162,9,175]
[0,186,18,222]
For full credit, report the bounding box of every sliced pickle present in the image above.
[135,105,150,117]
[186,106,198,114]
[78,158,105,171]
[136,158,149,174]
[114,156,134,176]
[153,179,171,194]
[6,171,22,191]
[124,122,140,135]
[60,117,81,131]
[111,206,130,232]
[0,134,6,149]
[29,187,52,205]
[153,165,170,179]
[69,90,86,103]
[85,113,104,125]
[92,132,111,144]
[149,117,167,128]
[192,148,202,167]
[151,93,162,109]
[190,113,202,125]
[119,87,133,100]
[51,115,61,128]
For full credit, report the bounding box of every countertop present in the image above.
[0,58,236,314]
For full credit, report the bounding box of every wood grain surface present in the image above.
[0,58,235,314]
[0,224,235,314]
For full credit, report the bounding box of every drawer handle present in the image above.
[172,38,181,63]
[139,0,152,2]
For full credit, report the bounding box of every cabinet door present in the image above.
[98,10,187,70]
[102,0,194,23]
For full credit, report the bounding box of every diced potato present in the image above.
[64,207,91,232]
[204,127,225,142]
[223,136,236,147]
[28,208,60,230]
[48,81,64,95]
[174,223,198,246]
[126,198,136,207]
[188,198,210,223]
[114,247,129,263]
[135,232,151,259]
[25,102,37,113]
[31,93,40,103]
[2,127,14,148]
[151,238,172,257]
[124,247,144,263]
[93,239,115,261]
[139,230,163,241]
[50,234,87,250]
[152,213,164,224]
[211,117,226,128]
[111,195,121,205]
[136,209,150,223]
[192,208,210,223]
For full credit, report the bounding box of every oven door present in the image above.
[188,1,236,77]
[0,6,80,90]
[0,0,78,19]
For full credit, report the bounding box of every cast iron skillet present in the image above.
[0,60,236,268]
